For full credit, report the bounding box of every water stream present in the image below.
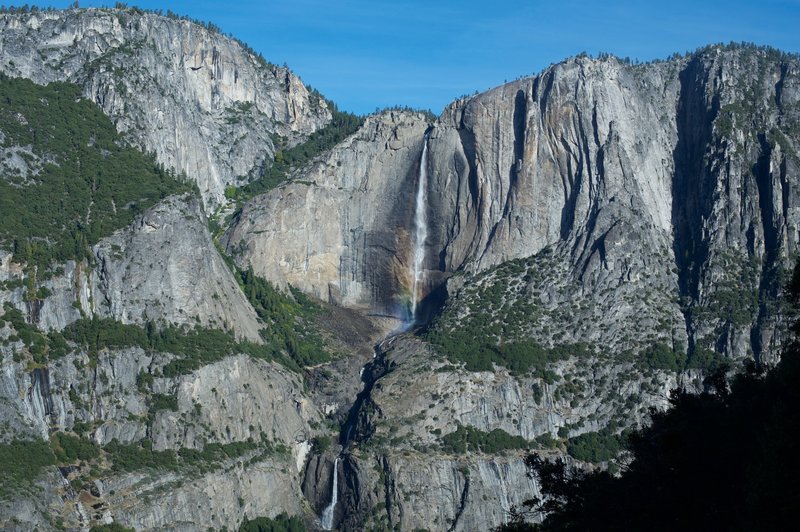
[320,456,339,530]
[410,133,430,321]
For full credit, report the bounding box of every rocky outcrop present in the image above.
[361,335,677,443]
[335,449,541,532]
[90,194,264,341]
[301,452,339,515]
[0,7,331,207]
[0,196,260,342]
[105,455,305,532]
[223,111,431,317]
[4,194,263,341]
[150,354,318,451]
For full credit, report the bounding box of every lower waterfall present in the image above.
[320,457,339,530]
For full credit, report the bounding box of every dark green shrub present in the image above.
[90,523,135,532]
[440,424,531,454]
[312,435,331,453]
[149,394,178,412]
[566,428,626,463]
[52,433,98,463]
[639,342,685,372]
[239,513,306,532]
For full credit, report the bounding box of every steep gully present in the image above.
[311,132,433,530]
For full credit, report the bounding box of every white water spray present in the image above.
[410,134,430,321]
[321,457,339,530]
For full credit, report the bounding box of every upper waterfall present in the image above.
[410,132,430,321]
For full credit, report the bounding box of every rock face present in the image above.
[223,46,800,530]
[338,452,540,532]
[107,457,305,532]
[3,194,264,341]
[223,111,431,317]
[0,7,331,207]
[429,47,800,362]
[149,354,317,451]
[0,335,322,530]
[90,194,264,342]
[315,332,693,531]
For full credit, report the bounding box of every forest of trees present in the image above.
[0,75,190,272]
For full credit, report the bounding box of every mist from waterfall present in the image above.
[321,457,339,530]
[410,133,430,322]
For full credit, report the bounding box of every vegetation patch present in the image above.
[51,432,98,463]
[691,253,760,328]
[638,342,685,373]
[0,430,281,496]
[0,75,191,271]
[566,426,628,463]
[3,275,328,375]
[239,513,307,532]
[1,302,69,364]
[235,103,363,199]
[423,253,596,375]
[440,424,532,454]
[90,524,135,532]
[0,438,56,499]
[104,436,282,475]
[427,330,586,377]
[61,316,282,375]
[236,268,331,367]
[686,345,730,373]
[148,393,178,412]
[311,435,331,453]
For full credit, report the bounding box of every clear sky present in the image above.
[4,1,800,114]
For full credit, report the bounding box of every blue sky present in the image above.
[5,1,800,114]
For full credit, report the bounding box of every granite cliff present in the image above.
[0,7,331,208]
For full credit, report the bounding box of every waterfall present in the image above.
[321,457,339,530]
[410,133,430,321]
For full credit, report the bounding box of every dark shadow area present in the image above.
[457,112,481,219]
[512,89,527,188]
[412,279,449,330]
[751,133,783,361]
[670,57,719,357]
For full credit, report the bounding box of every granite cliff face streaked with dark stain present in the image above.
[231,46,800,364]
